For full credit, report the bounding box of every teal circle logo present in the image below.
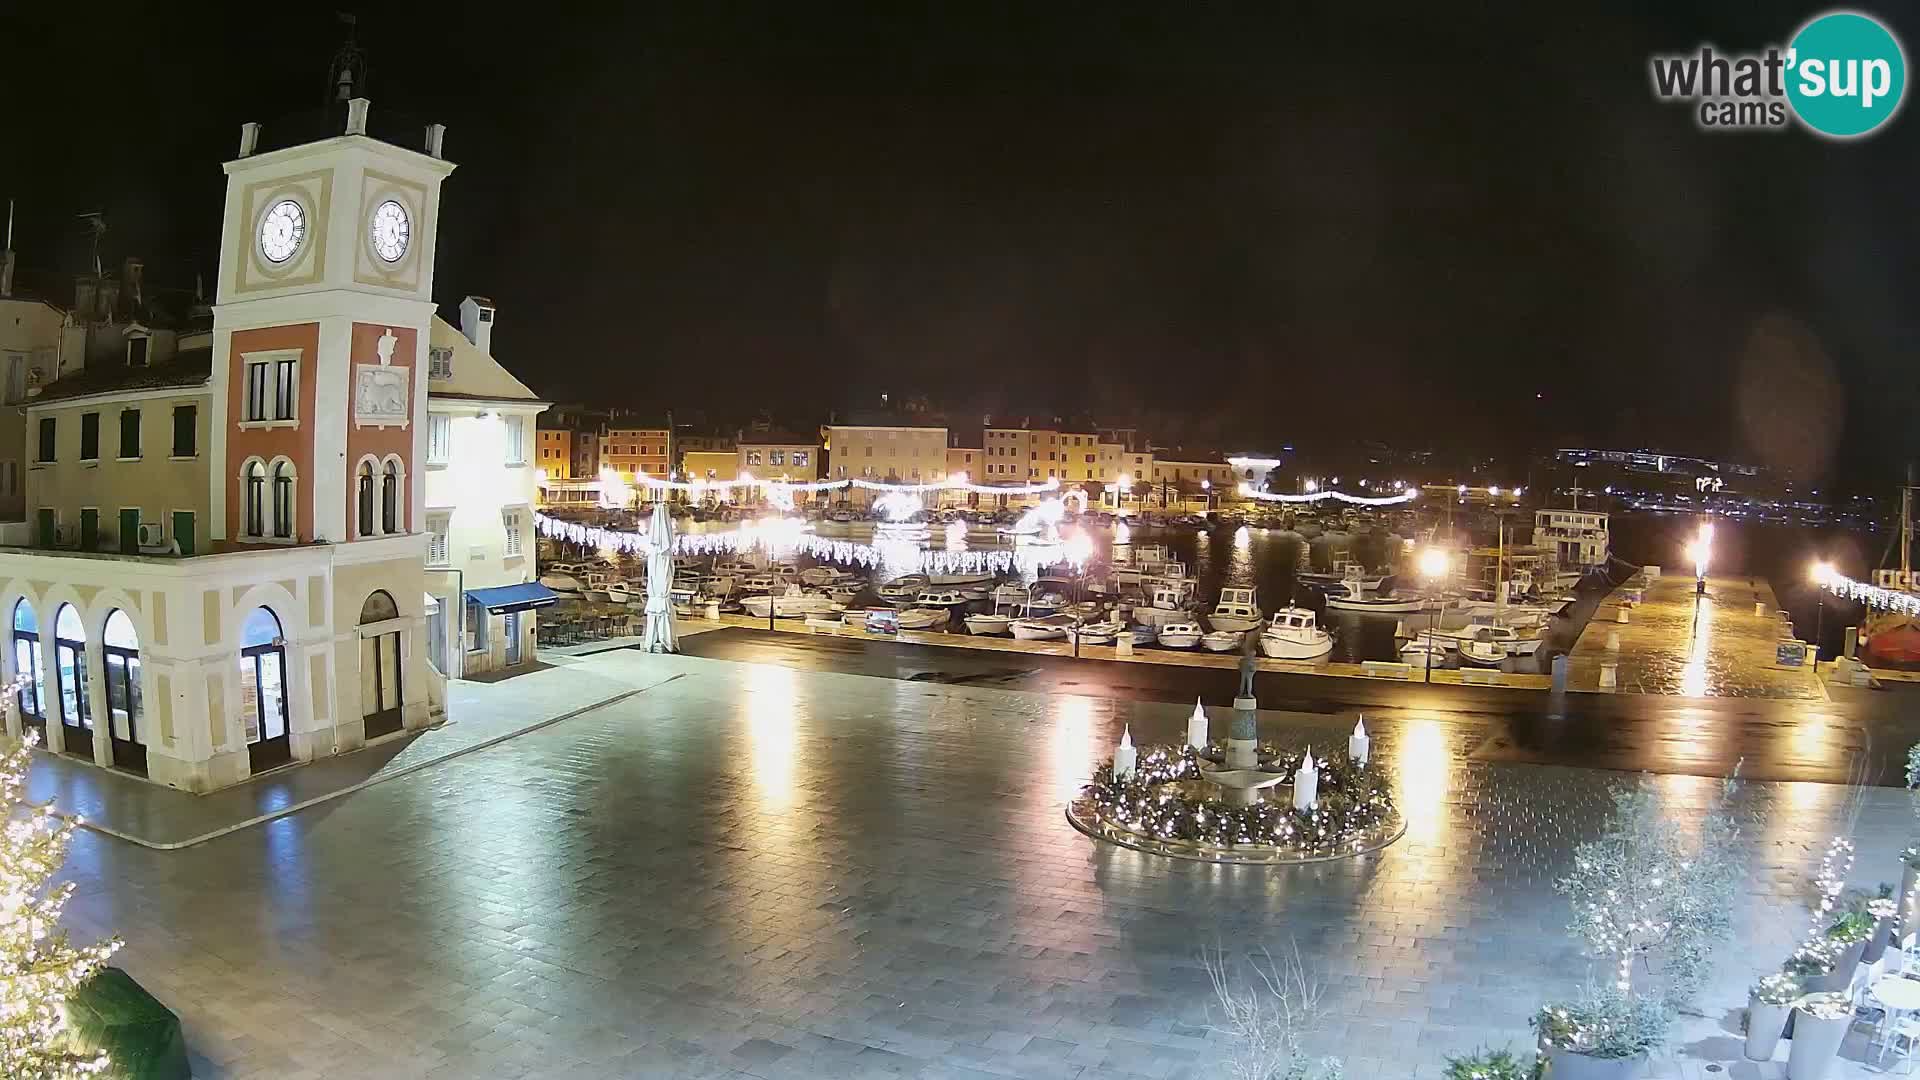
[1786,11,1907,138]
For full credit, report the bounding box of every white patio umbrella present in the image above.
[642,502,679,653]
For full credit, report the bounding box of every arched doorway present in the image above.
[239,607,291,773]
[52,603,91,759]
[102,610,145,776]
[359,590,403,740]
[12,600,44,740]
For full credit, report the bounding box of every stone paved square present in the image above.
[55,649,1919,1077]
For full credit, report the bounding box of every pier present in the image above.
[1566,569,1827,699]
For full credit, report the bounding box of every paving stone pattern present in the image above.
[54,651,1917,1078]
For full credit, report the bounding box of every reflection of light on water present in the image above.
[1658,708,1718,768]
[1226,525,1254,586]
[746,664,797,809]
[944,521,968,552]
[1114,519,1131,546]
[1791,711,1833,763]
[1394,719,1450,846]
[1680,595,1714,697]
[1052,695,1097,802]
[876,536,923,580]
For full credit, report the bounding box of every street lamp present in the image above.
[1688,521,1713,595]
[1417,547,1450,682]
[1201,478,1212,513]
[1811,559,1834,669]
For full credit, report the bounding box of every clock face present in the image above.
[258,199,307,265]
[369,199,411,263]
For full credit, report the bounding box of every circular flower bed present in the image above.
[1067,742,1404,864]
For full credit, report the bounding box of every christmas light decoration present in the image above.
[1069,741,1398,858]
[1235,484,1417,506]
[1823,571,1920,617]
[0,724,122,1078]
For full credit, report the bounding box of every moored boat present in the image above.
[1156,621,1203,649]
[1207,587,1263,633]
[1259,607,1334,660]
[1011,614,1075,640]
[1201,629,1245,652]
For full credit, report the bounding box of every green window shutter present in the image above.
[119,509,140,554]
[79,509,98,550]
[171,511,195,556]
[36,508,54,547]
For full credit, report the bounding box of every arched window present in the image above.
[359,590,404,738]
[272,460,295,539]
[12,600,42,727]
[101,610,144,775]
[240,606,291,772]
[359,590,400,623]
[356,460,375,537]
[381,459,400,534]
[52,603,90,756]
[244,459,266,537]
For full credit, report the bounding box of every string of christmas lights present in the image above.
[625,471,1062,497]
[1235,484,1418,506]
[1820,572,1920,616]
[533,512,1086,575]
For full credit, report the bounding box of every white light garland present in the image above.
[533,511,1088,575]
[624,470,1062,498]
[1822,571,1920,616]
[1236,483,1418,506]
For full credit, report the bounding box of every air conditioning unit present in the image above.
[136,522,165,547]
[53,524,76,547]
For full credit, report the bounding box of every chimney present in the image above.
[122,257,144,308]
[424,123,447,159]
[459,295,496,355]
[96,275,120,321]
[345,97,370,135]
[238,121,260,158]
[73,274,97,321]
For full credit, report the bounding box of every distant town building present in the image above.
[825,420,947,505]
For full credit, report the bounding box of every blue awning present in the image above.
[466,582,560,614]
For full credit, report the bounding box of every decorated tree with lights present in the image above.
[1555,772,1744,1013]
[0,730,122,1079]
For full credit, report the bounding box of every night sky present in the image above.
[5,3,1916,485]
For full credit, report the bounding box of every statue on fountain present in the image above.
[1237,633,1259,700]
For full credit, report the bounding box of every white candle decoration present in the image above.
[1113,726,1137,782]
[1348,716,1370,767]
[1293,747,1319,811]
[1187,698,1209,750]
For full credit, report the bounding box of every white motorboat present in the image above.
[538,570,583,595]
[928,571,995,587]
[1129,625,1158,646]
[1201,629,1245,652]
[841,607,886,628]
[988,582,1031,607]
[1323,576,1432,615]
[715,560,758,579]
[741,587,842,619]
[827,584,863,606]
[1011,614,1075,640]
[876,575,930,604]
[1065,620,1125,646]
[1459,634,1508,667]
[1398,637,1452,667]
[1207,587,1263,633]
[1130,585,1194,629]
[964,612,1015,635]
[604,581,635,605]
[1259,607,1334,661]
[1156,622,1203,649]
[897,607,951,630]
[914,589,972,609]
[799,566,839,587]
[737,574,776,596]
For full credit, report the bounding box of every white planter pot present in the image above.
[1544,1048,1644,1080]
[1746,995,1791,1061]
[1902,864,1920,936]
[1863,917,1892,963]
[1787,1008,1850,1080]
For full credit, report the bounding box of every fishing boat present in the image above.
[1011,613,1075,640]
[1201,629,1245,652]
[1130,584,1194,629]
[988,582,1031,607]
[914,589,972,610]
[1258,607,1334,661]
[928,571,996,587]
[897,607,951,631]
[1156,621,1203,649]
[1207,587,1263,633]
[1458,633,1508,667]
[1128,625,1159,646]
[1323,575,1430,614]
[1066,620,1126,646]
[1398,637,1452,667]
[715,559,758,579]
[740,587,842,619]
[538,565,585,595]
[876,575,931,605]
[604,581,635,605]
[736,573,776,596]
[963,610,1016,635]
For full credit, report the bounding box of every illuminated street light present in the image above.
[1416,548,1450,683]
[1303,479,1318,493]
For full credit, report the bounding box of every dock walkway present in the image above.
[1567,570,1826,700]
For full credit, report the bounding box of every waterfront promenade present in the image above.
[1566,571,1827,700]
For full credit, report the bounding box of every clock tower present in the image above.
[209,98,456,545]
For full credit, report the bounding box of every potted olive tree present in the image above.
[1745,972,1800,1061]
[1787,991,1852,1080]
[1533,987,1666,1080]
